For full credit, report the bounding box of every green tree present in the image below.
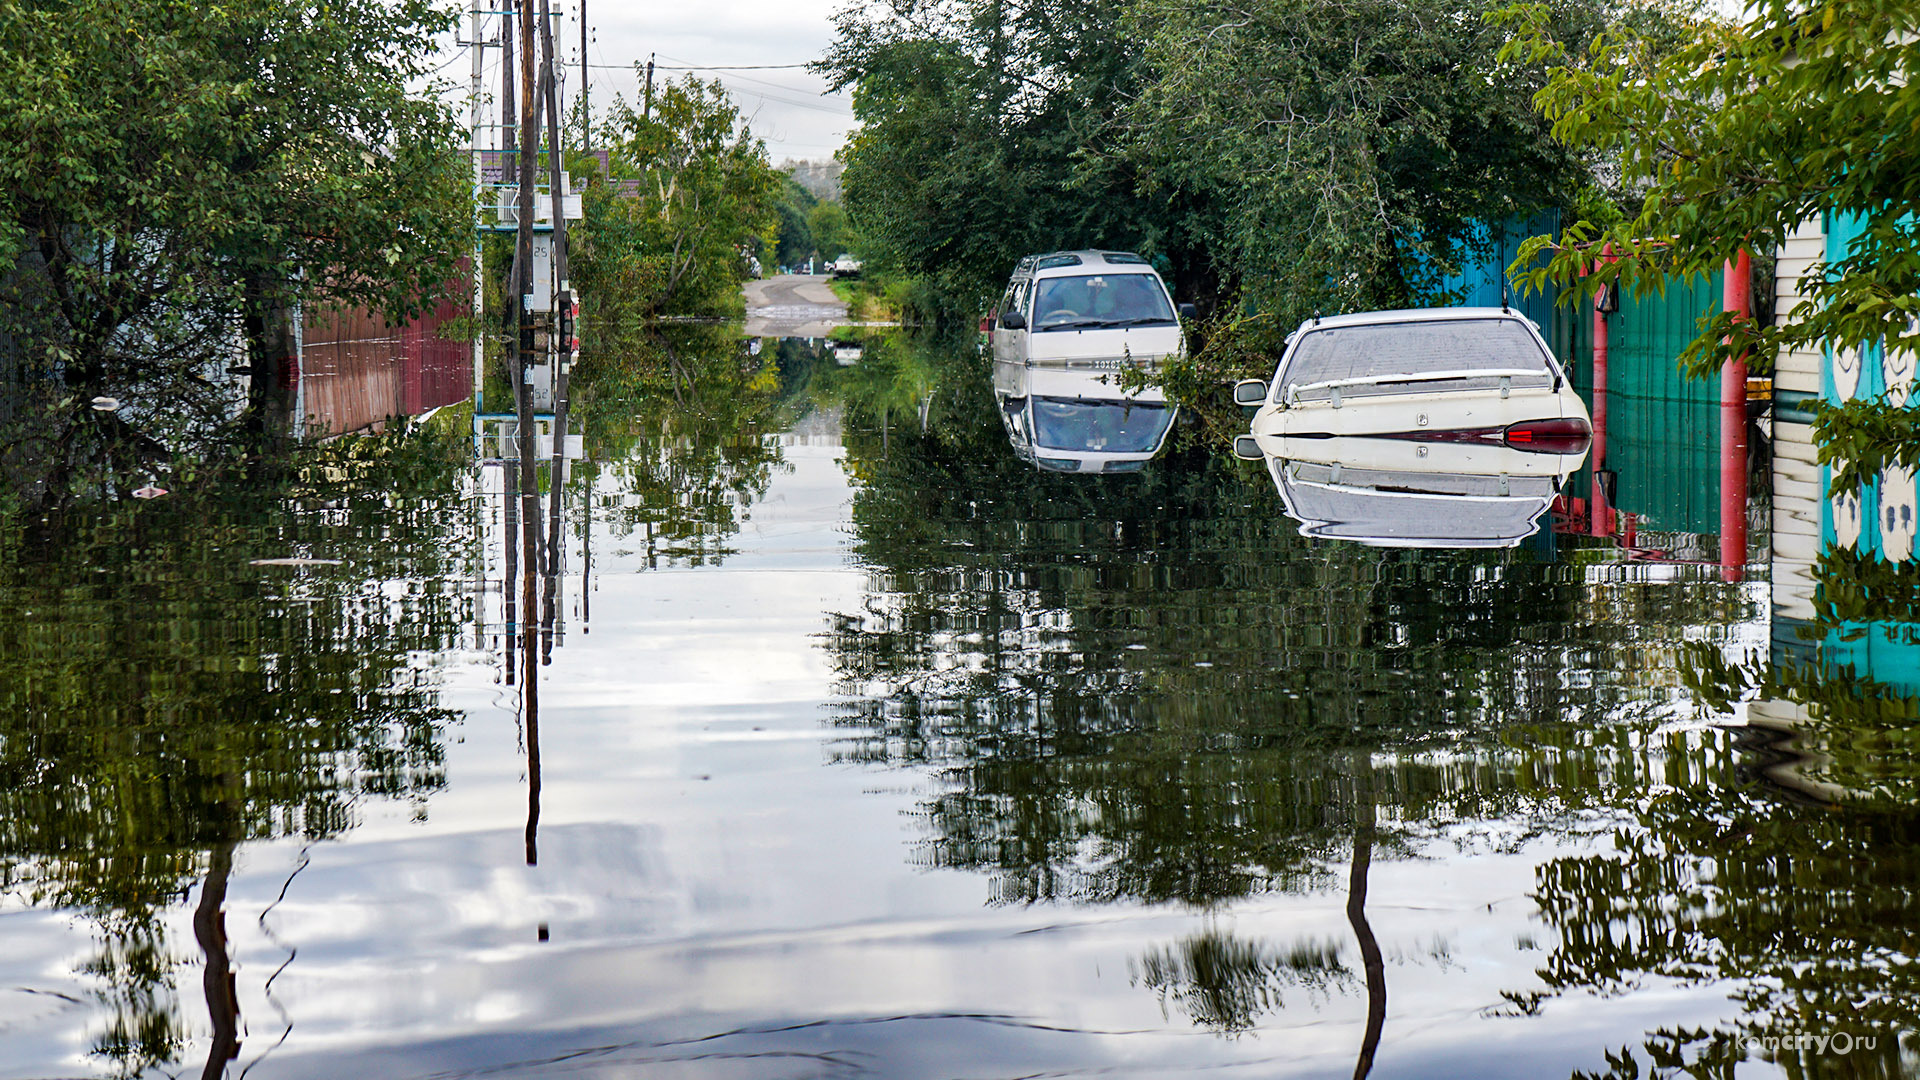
[772,176,818,269]
[821,0,1206,311]
[807,199,855,262]
[1498,0,1920,490]
[821,0,1609,321]
[573,77,781,325]
[0,0,471,470]
[1120,0,1600,323]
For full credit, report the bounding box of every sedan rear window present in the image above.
[1279,319,1553,397]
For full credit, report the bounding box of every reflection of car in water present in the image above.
[1234,307,1590,446]
[992,250,1193,370]
[1231,307,1592,547]
[1236,432,1588,547]
[995,361,1178,473]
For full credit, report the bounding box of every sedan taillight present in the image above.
[1503,418,1592,453]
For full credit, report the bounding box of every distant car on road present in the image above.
[830,254,863,279]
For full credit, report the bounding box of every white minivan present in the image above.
[991,250,1192,369]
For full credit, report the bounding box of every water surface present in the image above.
[2,329,1915,1079]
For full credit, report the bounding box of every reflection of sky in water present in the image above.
[0,402,1828,1080]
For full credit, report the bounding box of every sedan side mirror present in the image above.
[1233,379,1270,406]
[1178,303,1197,320]
[1232,435,1263,461]
[999,309,1027,331]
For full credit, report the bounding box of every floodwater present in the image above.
[2,327,1916,1080]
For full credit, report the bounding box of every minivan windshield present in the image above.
[1031,398,1174,453]
[1031,274,1174,330]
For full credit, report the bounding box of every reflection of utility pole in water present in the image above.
[1347,754,1385,1080]
[505,459,519,683]
[1590,245,1615,539]
[193,842,240,1080]
[524,578,542,867]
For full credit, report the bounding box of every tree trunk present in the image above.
[243,277,296,442]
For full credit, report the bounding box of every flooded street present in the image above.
[2,327,1914,1079]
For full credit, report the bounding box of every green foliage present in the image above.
[807,200,855,262]
[771,176,818,269]
[573,78,782,324]
[1120,0,1597,324]
[1498,0,1920,391]
[1118,309,1289,445]
[821,0,1204,311]
[1810,396,1920,496]
[0,0,471,462]
[823,0,1604,321]
[1812,544,1920,629]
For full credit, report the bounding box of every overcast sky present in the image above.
[455,0,857,165]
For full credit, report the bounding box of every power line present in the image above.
[585,62,812,70]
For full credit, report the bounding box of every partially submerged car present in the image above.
[995,361,1177,474]
[992,250,1194,370]
[1229,307,1592,546]
[1234,308,1591,451]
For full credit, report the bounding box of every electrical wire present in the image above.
[585,62,814,70]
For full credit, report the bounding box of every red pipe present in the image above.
[1591,246,1613,538]
[1720,250,1752,581]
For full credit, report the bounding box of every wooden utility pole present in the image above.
[501,8,516,162]
[513,0,541,696]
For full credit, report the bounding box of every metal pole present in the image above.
[1721,248,1752,581]
[580,0,589,149]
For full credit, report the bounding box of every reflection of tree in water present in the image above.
[0,424,474,1076]
[569,325,799,566]
[1133,928,1351,1034]
[1524,643,1920,1078]
[822,334,1757,910]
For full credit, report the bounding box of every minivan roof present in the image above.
[1013,250,1159,278]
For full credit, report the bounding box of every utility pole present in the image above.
[643,52,655,121]
[501,7,516,163]
[470,0,487,417]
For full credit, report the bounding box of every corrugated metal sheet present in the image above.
[1433,217,1731,535]
[1551,272,1724,535]
[300,283,471,436]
